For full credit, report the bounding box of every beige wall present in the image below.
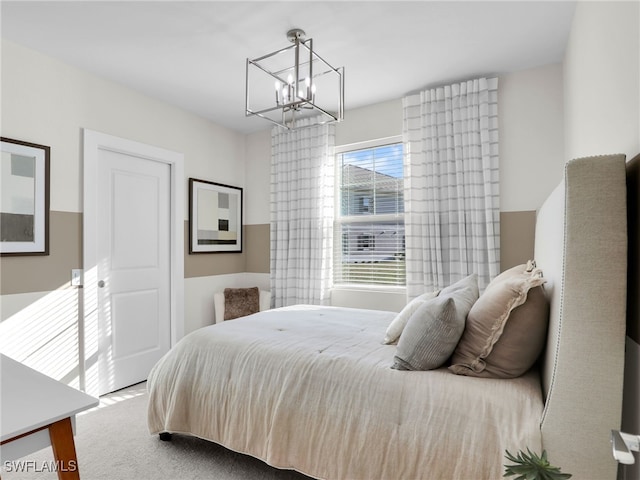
[562,3,640,477]
[244,129,272,226]
[564,2,640,162]
[499,64,565,212]
[335,99,403,147]
[1,212,81,295]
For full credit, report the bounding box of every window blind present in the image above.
[334,142,405,286]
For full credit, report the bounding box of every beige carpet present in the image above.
[2,382,312,480]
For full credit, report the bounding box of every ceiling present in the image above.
[1,1,576,134]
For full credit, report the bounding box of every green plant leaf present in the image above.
[504,449,572,480]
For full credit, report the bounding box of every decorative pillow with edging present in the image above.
[391,274,479,371]
[449,261,549,378]
[383,290,440,344]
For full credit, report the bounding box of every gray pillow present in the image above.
[391,274,479,371]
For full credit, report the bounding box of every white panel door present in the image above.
[96,150,171,394]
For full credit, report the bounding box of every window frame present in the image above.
[333,135,405,290]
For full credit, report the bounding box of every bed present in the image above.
[148,154,630,479]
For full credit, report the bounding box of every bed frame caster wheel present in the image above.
[159,432,172,441]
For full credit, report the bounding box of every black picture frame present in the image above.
[188,178,243,254]
[1,137,50,256]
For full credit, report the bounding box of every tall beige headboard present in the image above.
[534,154,628,479]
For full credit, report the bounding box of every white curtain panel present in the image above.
[270,118,335,307]
[403,77,500,298]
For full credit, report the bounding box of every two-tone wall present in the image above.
[0,36,566,386]
[0,39,252,386]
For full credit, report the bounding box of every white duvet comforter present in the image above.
[147,305,543,480]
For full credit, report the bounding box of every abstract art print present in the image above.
[189,178,242,253]
[1,137,50,256]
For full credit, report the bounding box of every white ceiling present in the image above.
[1,1,576,134]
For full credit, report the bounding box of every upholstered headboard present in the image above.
[534,154,628,479]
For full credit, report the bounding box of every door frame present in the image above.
[82,129,184,396]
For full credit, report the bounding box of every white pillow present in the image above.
[383,290,439,344]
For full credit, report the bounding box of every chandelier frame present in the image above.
[245,29,344,130]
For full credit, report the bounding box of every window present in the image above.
[334,139,405,286]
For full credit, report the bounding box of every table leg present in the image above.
[48,417,80,480]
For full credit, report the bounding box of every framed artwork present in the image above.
[189,178,243,253]
[1,137,50,256]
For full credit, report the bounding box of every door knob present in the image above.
[98,280,105,288]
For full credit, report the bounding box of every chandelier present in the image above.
[245,28,344,130]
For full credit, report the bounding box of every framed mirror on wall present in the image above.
[189,178,242,254]
[0,137,50,256]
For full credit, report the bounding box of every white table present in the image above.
[0,354,98,479]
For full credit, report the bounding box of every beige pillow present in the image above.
[391,274,479,370]
[449,263,549,378]
[383,290,439,344]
